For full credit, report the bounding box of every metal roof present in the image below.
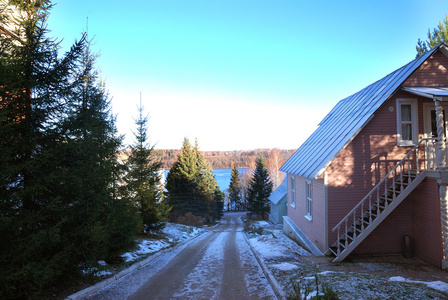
[402,86,448,98]
[269,179,287,205]
[280,46,441,178]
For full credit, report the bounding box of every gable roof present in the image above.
[281,45,443,178]
[269,179,287,205]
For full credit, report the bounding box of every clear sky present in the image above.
[46,0,448,151]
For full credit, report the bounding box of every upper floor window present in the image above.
[397,98,418,146]
[305,180,312,220]
[290,176,295,208]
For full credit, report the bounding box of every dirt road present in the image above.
[87,212,276,300]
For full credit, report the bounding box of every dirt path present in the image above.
[88,212,276,300]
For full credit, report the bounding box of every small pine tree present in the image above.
[122,98,168,231]
[228,163,242,211]
[416,15,448,57]
[247,154,273,219]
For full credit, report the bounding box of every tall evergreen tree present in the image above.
[166,138,201,219]
[416,15,448,57]
[228,163,242,210]
[122,97,168,231]
[59,35,139,265]
[0,1,86,298]
[165,138,223,221]
[0,2,138,298]
[197,147,224,221]
[247,154,273,219]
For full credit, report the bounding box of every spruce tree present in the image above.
[122,98,168,232]
[196,147,224,221]
[0,1,86,298]
[166,138,223,222]
[60,36,139,265]
[166,138,201,219]
[416,15,448,57]
[228,163,242,211]
[247,154,273,219]
[1,2,138,297]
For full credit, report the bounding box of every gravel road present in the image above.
[87,212,276,300]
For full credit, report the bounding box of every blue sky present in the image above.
[47,0,448,150]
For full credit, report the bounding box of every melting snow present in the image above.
[121,239,170,263]
[120,223,204,263]
[96,270,113,277]
[272,262,299,271]
[254,220,271,228]
[161,223,205,243]
[389,276,448,292]
[249,231,310,259]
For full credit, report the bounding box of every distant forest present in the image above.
[153,149,296,169]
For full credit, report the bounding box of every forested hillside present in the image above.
[153,148,295,169]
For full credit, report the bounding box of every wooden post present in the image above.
[435,100,446,170]
[440,184,448,269]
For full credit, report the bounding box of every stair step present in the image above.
[346,232,355,241]
[379,196,393,203]
[329,246,338,256]
[387,188,401,194]
[372,204,386,212]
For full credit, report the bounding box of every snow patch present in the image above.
[272,262,298,271]
[96,270,113,277]
[389,276,448,292]
[121,223,204,263]
[236,232,276,298]
[318,271,335,276]
[97,260,107,266]
[161,222,204,243]
[249,231,309,260]
[254,221,270,228]
[121,239,170,263]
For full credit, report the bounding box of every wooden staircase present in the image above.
[330,139,430,262]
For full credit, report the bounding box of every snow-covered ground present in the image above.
[246,220,448,299]
[161,222,205,243]
[84,213,276,300]
[77,216,448,300]
[119,223,205,263]
[83,223,205,278]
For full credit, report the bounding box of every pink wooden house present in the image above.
[280,44,448,269]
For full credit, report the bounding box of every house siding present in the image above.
[403,51,448,87]
[409,178,443,267]
[287,174,326,252]
[353,197,412,255]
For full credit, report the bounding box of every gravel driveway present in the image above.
[87,212,276,300]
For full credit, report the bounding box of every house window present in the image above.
[305,180,312,220]
[290,176,295,208]
[397,99,418,146]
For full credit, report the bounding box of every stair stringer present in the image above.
[332,171,427,262]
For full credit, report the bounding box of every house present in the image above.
[269,179,287,224]
[280,44,448,269]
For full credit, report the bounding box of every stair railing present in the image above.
[331,138,436,256]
